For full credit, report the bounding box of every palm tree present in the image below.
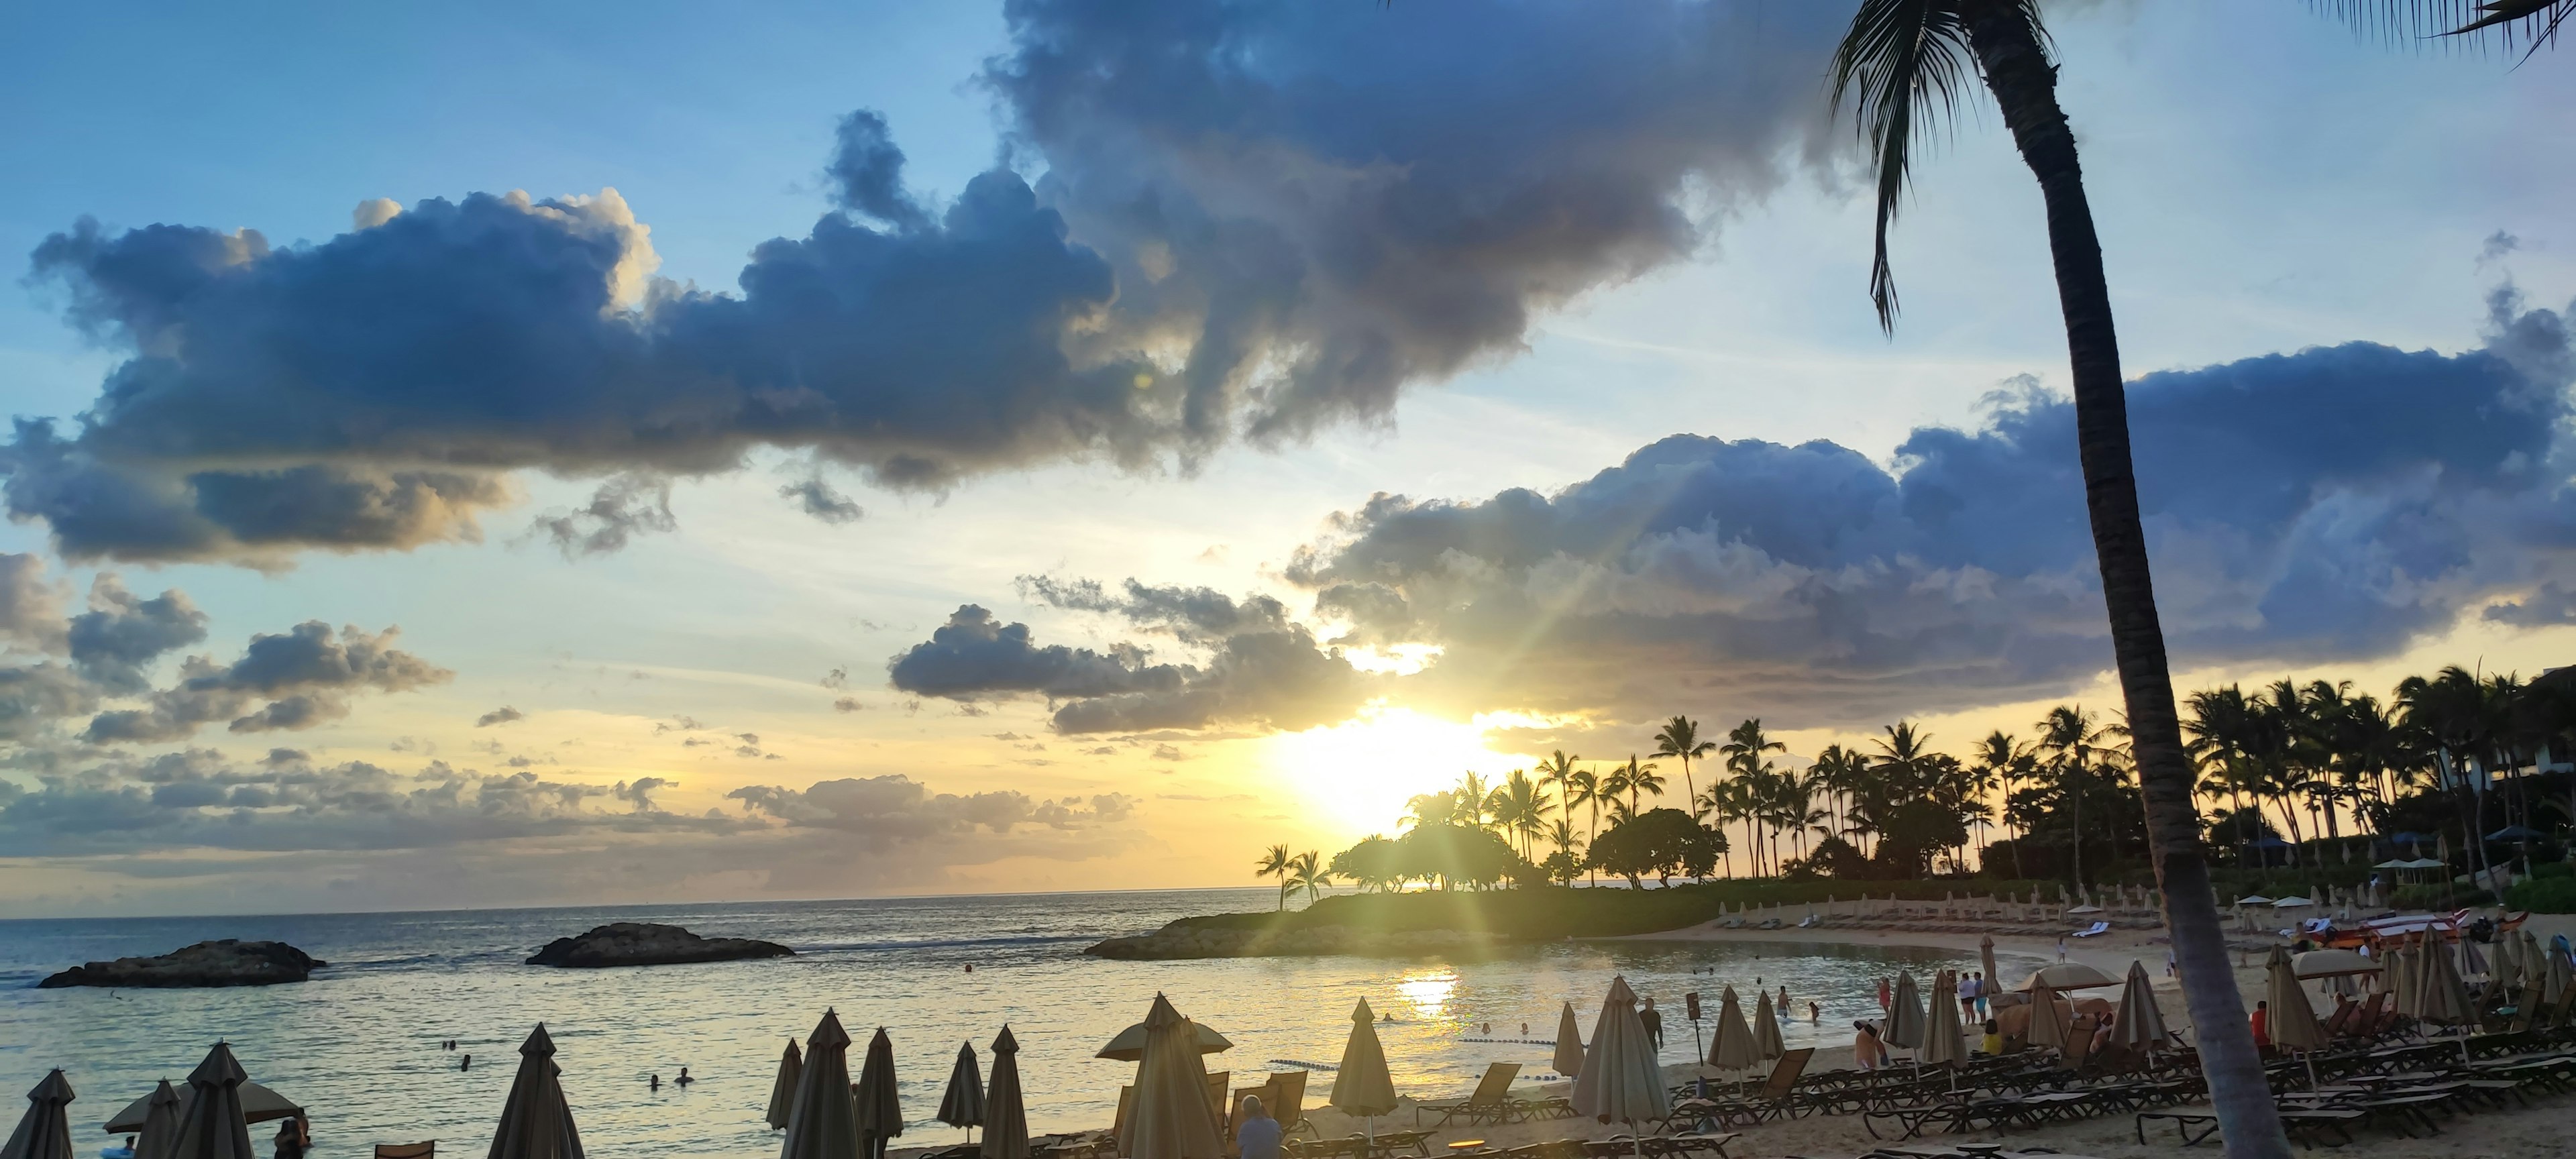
[1454,771,1493,829]
[1654,716,1718,818]
[1534,750,1580,824]
[1256,843,1293,911]
[1970,730,2027,879]
[2035,705,2110,886]
[1619,755,1665,814]
[1491,769,1550,861]
[1287,850,1332,906]
[1721,720,1787,873]
[1829,4,2281,1151]
[1564,767,1603,885]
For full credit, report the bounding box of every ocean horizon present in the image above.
[3,887,2019,1158]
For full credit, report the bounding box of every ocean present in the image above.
[0,889,2025,1158]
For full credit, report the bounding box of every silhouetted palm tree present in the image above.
[1287,850,1332,906]
[1829,4,2280,1150]
[1654,716,1718,819]
[1256,842,1293,911]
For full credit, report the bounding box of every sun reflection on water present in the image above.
[1397,967,1460,1021]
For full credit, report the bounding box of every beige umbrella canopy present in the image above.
[1572,975,1669,1127]
[488,1024,584,1159]
[2023,991,2073,1055]
[767,1040,805,1132]
[1884,971,1925,1052]
[131,1081,182,1159]
[105,1079,299,1136]
[1,1069,74,1159]
[2263,949,2328,1052]
[1979,936,2000,999]
[1919,972,1965,1070]
[1750,991,1785,1062]
[781,1009,861,1159]
[2023,962,2119,992]
[2112,960,2169,1050]
[1551,1003,1585,1079]
[1330,997,1397,1140]
[1121,994,1224,1159]
[980,1027,1030,1159]
[2290,950,2379,979]
[1705,985,1759,1072]
[2548,941,2573,1005]
[168,1043,256,1159]
[856,1028,904,1159]
[1097,1017,1232,1064]
[2410,936,2474,1028]
[936,1043,985,1138]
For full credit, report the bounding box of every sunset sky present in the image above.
[3,1,2573,918]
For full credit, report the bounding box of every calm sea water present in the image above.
[0,889,2025,1158]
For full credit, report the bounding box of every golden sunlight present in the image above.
[1260,702,1530,837]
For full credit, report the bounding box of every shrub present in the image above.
[2530,861,2574,881]
[2392,883,2493,911]
[2506,876,2576,914]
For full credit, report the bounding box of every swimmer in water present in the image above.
[650,1074,661,1091]
[676,1067,692,1087]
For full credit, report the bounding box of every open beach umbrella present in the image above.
[2111,960,2168,1051]
[2408,932,2477,1064]
[1330,998,1397,1145]
[1,1070,74,1159]
[1884,971,1925,1055]
[1572,976,1669,1135]
[103,1081,297,1138]
[981,1028,1029,1159]
[1551,1003,1585,1079]
[1098,1017,1231,1063]
[1921,971,1965,1079]
[2291,949,2379,980]
[856,1028,903,1159]
[1705,985,1759,1074]
[767,1040,805,1132]
[168,1044,256,1159]
[488,1024,584,1159]
[130,1081,181,1159]
[2263,948,2328,1086]
[936,1043,984,1140]
[1750,991,1785,1062]
[780,1009,861,1159]
[2023,962,2119,992]
[1122,994,1223,1159]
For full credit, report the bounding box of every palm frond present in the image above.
[2312,0,2573,62]
[1829,0,1984,333]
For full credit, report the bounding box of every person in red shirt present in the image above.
[2250,1001,2271,1048]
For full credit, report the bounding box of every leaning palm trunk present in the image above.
[1951,3,2288,1156]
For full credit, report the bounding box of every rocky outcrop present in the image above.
[40,939,325,988]
[525,922,794,969]
[1085,921,1493,960]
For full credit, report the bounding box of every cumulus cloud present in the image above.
[82,622,451,743]
[887,584,1377,734]
[65,576,208,692]
[475,705,525,727]
[725,774,1132,839]
[779,478,864,525]
[8,2,1845,564]
[1287,288,2576,725]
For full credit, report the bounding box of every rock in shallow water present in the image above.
[40,939,326,988]
[525,922,794,968]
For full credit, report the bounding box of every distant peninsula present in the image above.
[40,939,326,988]
[526,922,795,969]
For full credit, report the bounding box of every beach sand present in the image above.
[1059,911,2576,1159]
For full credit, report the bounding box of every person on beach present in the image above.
[1980,1019,2003,1056]
[1876,977,1890,1012]
[2166,948,2177,978]
[2089,1012,2116,1058]
[1807,1001,1820,1024]
[1776,985,1788,1013]
[2056,937,2067,962]
[1958,973,1978,1019]
[1640,998,1663,1046]
[1852,1021,1887,1070]
[1236,1096,1282,1159]
[273,1117,309,1159]
[2249,1001,2270,1049]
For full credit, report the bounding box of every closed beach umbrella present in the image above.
[488,1024,584,1159]
[1920,972,1964,1069]
[936,1043,985,1137]
[1884,971,1925,1052]
[132,1081,182,1159]
[1705,985,1759,1072]
[856,1029,903,1159]
[1750,991,1785,1062]
[1980,934,1999,991]
[2024,991,2072,1054]
[2521,930,2546,996]
[780,1009,861,1159]
[2410,934,2476,1064]
[2459,936,2487,980]
[2263,949,2327,1053]
[1551,1003,1585,1079]
[1122,994,1222,1159]
[2495,936,2525,993]
[1,1069,74,1159]
[767,1041,805,1132]
[2547,939,2573,1005]
[169,1044,255,1159]
[1571,975,1668,1127]
[981,1027,1029,1159]
[1330,997,1397,1139]
[2113,960,2169,1050]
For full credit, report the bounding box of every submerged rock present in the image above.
[40,939,326,988]
[525,922,794,969]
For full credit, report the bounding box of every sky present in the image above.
[2,0,2574,918]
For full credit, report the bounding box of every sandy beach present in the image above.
[1029,910,2576,1159]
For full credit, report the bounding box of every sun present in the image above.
[1260,702,1531,838]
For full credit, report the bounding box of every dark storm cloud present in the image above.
[2485,582,2576,626]
[888,586,1377,734]
[82,621,451,742]
[1291,290,2576,724]
[10,1,1844,564]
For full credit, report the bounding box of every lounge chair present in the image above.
[1415,1062,1522,1128]
[374,1146,435,1159]
[1666,1048,1814,1128]
[2071,920,2110,938]
[1796,914,1819,929]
